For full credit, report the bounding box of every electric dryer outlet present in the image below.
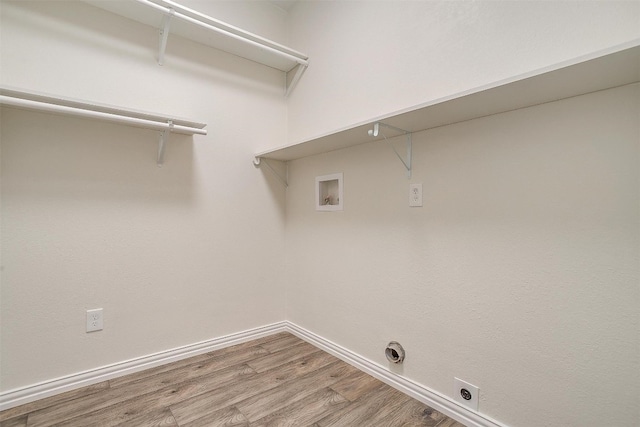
[453,377,479,411]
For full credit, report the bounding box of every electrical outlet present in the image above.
[409,183,423,207]
[86,308,103,332]
[453,377,479,411]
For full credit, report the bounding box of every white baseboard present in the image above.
[0,321,287,411]
[284,322,507,427]
[1,320,507,427]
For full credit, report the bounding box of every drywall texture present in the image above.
[285,0,640,145]
[285,84,640,427]
[0,0,287,390]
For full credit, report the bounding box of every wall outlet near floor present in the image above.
[409,183,423,207]
[86,308,103,332]
[453,377,479,411]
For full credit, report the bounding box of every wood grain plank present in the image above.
[236,359,358,422]
[375,398,447,426]
[109,344,267,392]
[110,407,178,427]
[28,364,255,427]
[107,332,290,389]
[0,415,27,427]
[246,341,322,373]
[315,382,411,427]
[0,381,109,422]
[26,343,266,425]
[58,364,254,427]
[109,343,268,388]
[329,369,381,401]
[180,406,249,427]
[250,387,349,427]
[170,350,335,425]
[52,384,202,427]
[2,333,466,427]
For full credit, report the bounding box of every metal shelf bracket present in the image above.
[254,157,288,188]
[285,63,308,97]
[158,8,175,66]
[157,121,174,167]
[368,122,412,178]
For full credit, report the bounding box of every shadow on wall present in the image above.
[1,108,197,206]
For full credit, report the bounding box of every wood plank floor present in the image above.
[0,332,466,427]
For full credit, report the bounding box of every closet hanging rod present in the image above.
[0,95,207,135]
[135,0,309,68]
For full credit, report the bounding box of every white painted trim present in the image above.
[283,322,509,427]
[1,320,508,427]
[0,322,287,411]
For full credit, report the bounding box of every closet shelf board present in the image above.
[256,40,640,162]
[84,0,308,73]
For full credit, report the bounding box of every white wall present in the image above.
[2,2,639,426]
[286,0,640,144]
[0,0,288,390]
[284,3,640,426]
[285,83,639,426]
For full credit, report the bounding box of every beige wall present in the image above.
[285,84,640,426]
[0,0,288,390]
[286,0,640,144]
[2,1,639,426]
[284,3,640,425]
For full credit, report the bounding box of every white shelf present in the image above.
[256,40,640,162]
[0,86,207,166]
[84,0,309,95]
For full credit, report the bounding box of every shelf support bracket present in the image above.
[254,157,288,188]
[158,8,175,66]
[157,121,173,167]
[285,63,308,97]
[369,122,412,178]
[393,132,412,179]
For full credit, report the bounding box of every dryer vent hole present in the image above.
[385,341,405,364]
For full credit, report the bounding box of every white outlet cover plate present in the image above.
[453,377,479,411]
[86,308,103,332]
[409,183,423,207]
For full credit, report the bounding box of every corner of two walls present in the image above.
[283,2,640,427]
[2,2,639,426]
[0,0,288,391]
[284,85,640,427]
